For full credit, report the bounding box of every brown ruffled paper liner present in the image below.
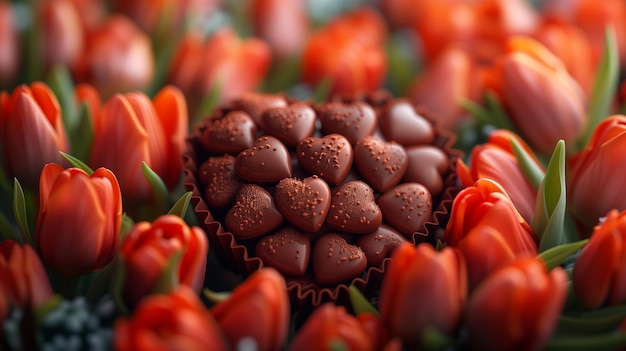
[183,94,461,315]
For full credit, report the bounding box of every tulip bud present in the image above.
[89,86,188,204]
[443,178,538,253]
[486,36,587,154]
[119,214,208,307]
[573,209,626,309]
[409,45,479,130]
[567,115,626,231]
[0,83,69,187]
[288,303,375,351]
[467,258,568,351]
[250,0,310,59]
[74,15,154,98]
[39,0,84,71]
[457,129,541,223]
[0,241,53,322]
[0,2,19,86]
[379,243,467,348]
[301,7,387,97]
[210,268,289,351]
[114,286,228,351]
[36,164,122,277]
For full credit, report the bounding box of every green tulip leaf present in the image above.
[579,26,619,149]
[313,77,333,103]
[47,65,78,132]
[459,92,517,132]
[193,79,223,127]
[13,178,32,246]
[168,191,192,218]
[119,213,135,245]
[328,339,349,351]
[0,211,20,243]
[146,35,176,98]
[348,285,380,317]
[510,137,544,190]
[86,259,117,304]
[151,250,183,295]
[70,103,94,162]
[545,332,626,351]
[421,326,456,351]
[533,140,567,252]
[556,304,626,336]
[34,294,63,325]
[202,288,232,304]
[60,151,94,175]
[141,162,171,213]
[110,257,129,315]
[538,239,588,271]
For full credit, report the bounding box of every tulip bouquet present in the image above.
[2,0,626,350]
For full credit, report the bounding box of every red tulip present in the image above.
[89,85,187,204]
[250,0,310,59]
[379,243,466,348]
[114,286,228,351]
[467,258,568,351]
[0,83,69,187]
[119,214,208,307]
[210,268,289,351]
[0,2,19,86]
[485,36,587,154]
[568,115,626,231]
[74,15,154,98]
[443,178,538,253]
[301,7,387,97]
[0,241,53,322]
[287,303,375,351]
[37,163,122,277]
[39,0,84,71]
[457,129,541,223]
[168,27,271,109]
[573,209,626,309]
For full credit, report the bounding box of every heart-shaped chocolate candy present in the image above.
[326,180,382,234]
[378,100,435,145]
[356,225,407,267]
[256,227,311,277]
[225,184,283,240]
[297,134,353,185]
[232,92,288,126]
[312,233,367,285]
[404,145,449,196]
[274,176,331,233]
[200,111,257,155]
[377,182,432,237]
[354,135,408,192]
[317,102,377,144]
[235,135,292,183]
[198,155,241,209]
[262,103,316,147]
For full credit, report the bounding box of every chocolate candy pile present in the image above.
[184,91,458,307]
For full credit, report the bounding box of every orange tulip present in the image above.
[168,27,271,108]
[210,268,289,351]
[250,0,310,59]
[0,83,69,187]
[379,243,466,348]
[74,15,154,98]
[0,1,18,86]
[408,45,479,130]
[0,241,53,322]
[486,36,587,154]
[89,85,187,204]
[457,129,541,223]
[39,0,84,71]
[466,258,568,351]
[36,163,122,277]
[301,6,387,97]
[568,116,626,231]
[288,303,375,351]
[573,210,626,309]
[119,214,208,307]
[443,178,538,252]
[114,286,228,351]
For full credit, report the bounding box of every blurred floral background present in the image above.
[2,0,626,350]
